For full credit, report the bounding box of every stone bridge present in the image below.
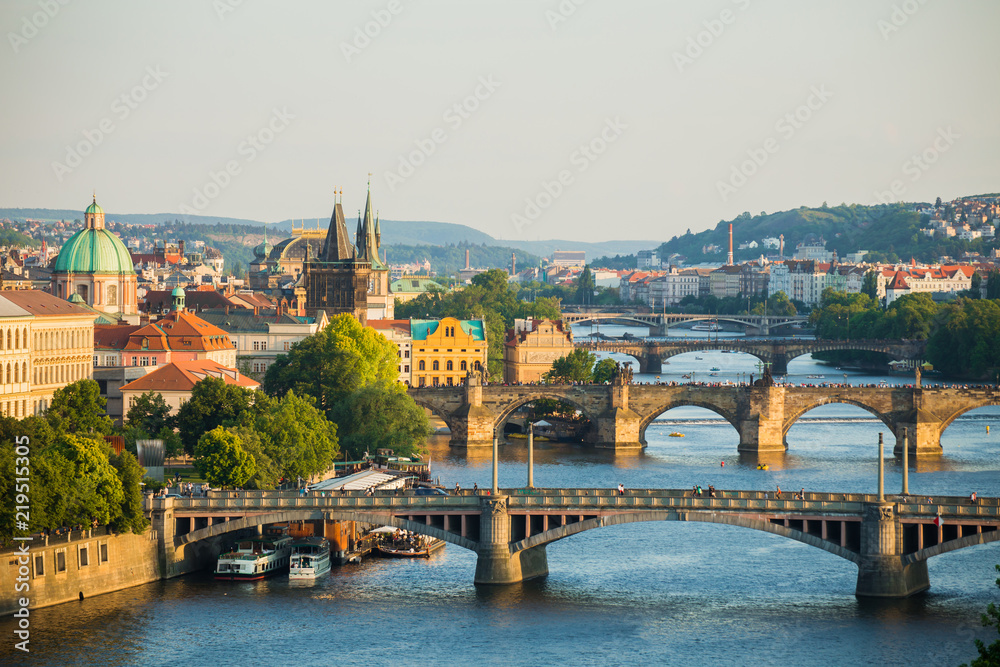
[562,312,810,335]
[408,375,1000,455]
[575,338,927,375]
[150,489,1000,597]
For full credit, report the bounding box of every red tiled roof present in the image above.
[124,310,233,353]
[94,324,142,350]
[0,290,95,317]
[121,359,259,393]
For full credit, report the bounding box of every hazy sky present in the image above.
[2,1,998,242]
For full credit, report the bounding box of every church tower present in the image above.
[303,188,371,323]
[354,179,392,320]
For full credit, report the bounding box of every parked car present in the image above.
[413,487,449,496]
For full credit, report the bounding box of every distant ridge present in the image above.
[0,208,658,259]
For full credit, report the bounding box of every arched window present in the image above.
[460,361,467,371]
[23,327,28,348]
[418,360,425,371]
[13,363,18,383]
[474,361,482,371]
[446,360,453,371]
[432,360,440,371]
[14,328,19,349]
[22,362,27,383]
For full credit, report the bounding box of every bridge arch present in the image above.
[781,397,895,439]
[409,394,461,436]
[903,529,1000,564]
[174,509,478,552]
[494,392,598,436]
[567,315,657,329]
[508,510,861,565]
[937,400,1000,436]
[638,400,741,445]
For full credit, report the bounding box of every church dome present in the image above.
[53,198,135,275]
[253,240,273,260]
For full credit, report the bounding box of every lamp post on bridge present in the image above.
[492,428,499,496]
[528,421,535,489]
[877,432,885,502]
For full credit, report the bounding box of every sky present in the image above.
[2,0,999,243]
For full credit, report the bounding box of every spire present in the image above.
[356,178,384,268]
[320,190,355,262]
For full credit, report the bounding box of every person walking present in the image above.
[617,483,625,496]
[776,486,783,499]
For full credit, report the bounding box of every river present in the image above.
[3,326,998,666]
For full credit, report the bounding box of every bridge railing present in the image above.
[171,494,480,512]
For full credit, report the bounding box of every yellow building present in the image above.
[503,318,574,383]
[410,317,487,387]
[0,290,97,417]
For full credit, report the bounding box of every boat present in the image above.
[669,432,685,437]
[375,532,446,558]
[709,372,719,377]
[691,322,721,332]
[695,356,703,360]
[215,529,293,580]
[710,367,721,372]
[681,374,692,379]
[807,374,825,379]
[289,537,332,579]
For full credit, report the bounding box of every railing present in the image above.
[166,489,999,520]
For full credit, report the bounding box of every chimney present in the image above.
[779,234,784,258]
[179,239,185,257]
[465,249,470,270]
[511,252,516,276]
[727,224,734,265]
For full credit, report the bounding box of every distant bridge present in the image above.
[561,312,810,335]
[152,489,1000,597]
[575,338,927,375]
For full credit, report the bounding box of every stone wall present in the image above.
[0,528,160,616]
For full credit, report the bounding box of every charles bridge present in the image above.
[152,487,1000,598]
[574,338,927,375]
[407,373,998,455]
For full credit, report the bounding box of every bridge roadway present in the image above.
[561,312,810,335]
[409,374,995,455]
[150,488,1000,597]
[575,338,927,376]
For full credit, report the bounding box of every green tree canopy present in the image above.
[263,313,399,411]
[961,564,1000,667]
[592,357,618,384]
[46,380,113,436]
[175,377,258,455]
[253,391,340,481]
[53,434,125,528]
[194,427,256,489]
[125,391,173,435]
[546,348,599,383]
[329,385,431,461]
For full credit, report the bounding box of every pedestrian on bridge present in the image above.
[776,486,783,499]
[617,483,625,496]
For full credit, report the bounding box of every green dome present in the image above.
[171,287,184,296]
[85,200,104,215]
[53,227,135,275]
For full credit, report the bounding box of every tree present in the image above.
[194,427,256,489]
[109,451,149,533]
[53,434,126,528]
[263,313,398,412]
[254,391,341,481]
[231,424,282,490]
[592,358,617,384]
[175,377,257,455]
[960,564,1000,667]
[125,391,173,435]
[46,380,113,436]
[987,269,1000,300]
[546,348,598,383]
[329,385,431,461]
[576,266,596,305]
[862,270,880,302]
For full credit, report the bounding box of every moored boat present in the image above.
[376,533,446,559]
[215,530,293,580]
[289,537,332,579]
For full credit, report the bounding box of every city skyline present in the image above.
[1,1,998,242]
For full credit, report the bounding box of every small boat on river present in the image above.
[375,532,446,559]
[215,530,293,580]
[289,537,332,579]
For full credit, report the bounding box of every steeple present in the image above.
[321,189,355,262]
[355,178,385,268]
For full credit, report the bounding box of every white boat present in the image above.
[215,530,293,581]
[289,537,332,579]
[807,374,825,379]
[691,322,721,332]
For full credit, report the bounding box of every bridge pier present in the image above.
[855,503,930,597]
[638,353,662,375]
[736,385,787,454]
[894,409,944,457]
[769,354,788,377]
[452,373,498,448]
[474,496,548,585]
[591,379,644,450]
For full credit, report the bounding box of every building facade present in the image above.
[503,319,574,383]
[410,317,487,388]
[369,319,413,385]
[0,290,98,417]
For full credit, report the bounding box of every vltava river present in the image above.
[3,341,999,666]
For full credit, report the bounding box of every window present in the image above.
[55,550,66,573]
[284,342,291,351]
[132,356,138,366]
[140,357,150,366]
[461,361,467,371]
[404,365,409,373]
[404,350,409,358]
[34,554,44,577]
[446,360,453,371]
[446,377,453,386]
[418,360,425,371]
[79,546,89,567]
[151,358,157,367]
[432,377,440,386]
[100,543,109,563]
[432,361,439,371]
[93,355,99,367]
[419,377,426,387]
